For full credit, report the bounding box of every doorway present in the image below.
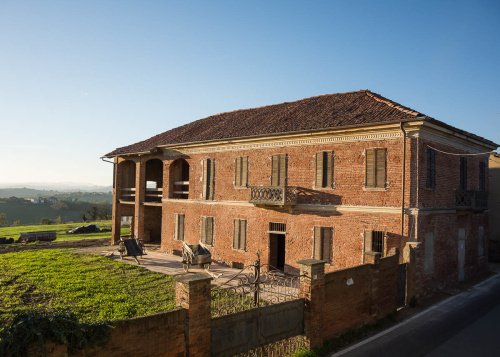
[269,233,286,271]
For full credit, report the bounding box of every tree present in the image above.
[54,216,63,224]
[40,218,53,225]
[12,219,22,226]
[0,213,6,226]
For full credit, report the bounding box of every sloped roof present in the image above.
[105,90,496,156]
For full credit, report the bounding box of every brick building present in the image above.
[105,90,497,295]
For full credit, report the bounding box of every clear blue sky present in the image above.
[1,0,499,186]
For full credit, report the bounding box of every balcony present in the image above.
[455,190,487,211]
[120,188,136,202]
[145,188,163,203]
[249,186,298,206]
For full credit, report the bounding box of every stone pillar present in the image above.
[111,158,121,245]
[175,273,212,357]
[298,259,325,350]
[134,159,146,239]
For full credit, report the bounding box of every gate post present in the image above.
[298,259,325,350]
[175,273,212,357]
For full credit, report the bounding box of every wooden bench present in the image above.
[18,231,57,243]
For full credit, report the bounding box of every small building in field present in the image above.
[105,90,497,297]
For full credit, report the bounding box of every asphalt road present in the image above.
[332,273,500,357]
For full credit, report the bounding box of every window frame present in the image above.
[234,156,249,188]
[315,151,335,189]
[365,148,387,189]
[233,219,247,251]
[313,226,333,263]
[174,213,185,241]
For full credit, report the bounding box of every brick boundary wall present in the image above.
[29,255,408,356]
[28,309,186,357]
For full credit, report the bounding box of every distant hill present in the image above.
[0,183,112,193]
[0,188,112,203]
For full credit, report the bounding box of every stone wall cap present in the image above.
[175,273,212,283]
[297,258,325,266]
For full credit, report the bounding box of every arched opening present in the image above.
[170,159,190,199]
[145,159,164,203]
[119,160,136,202]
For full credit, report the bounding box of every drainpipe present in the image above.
[400,123,407,243]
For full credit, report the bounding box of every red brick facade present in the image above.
[110,122,495,296]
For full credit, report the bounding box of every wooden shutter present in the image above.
[175,214,184,241]
[326,152,334,188]
[366,149,375,188]
[202,159,208,199]
[322,228,333,262]
[460,157,467,190]
[271,155,279,186]
[427,149,436,189]
[235,158,241,186]
[202,217,214,245]
[174,214,179,240]
[239,220,247,250]
[375,149,386,188]
[201,217,207,243]
[233,220,240,249]
[313,227,322,260]
[479,162,486,191]
[364,230,373,254]
[209,159,215,199]
[179,214,184,241]
[315,153,323,187]
[242,156,248,187]
[279,154,287,186]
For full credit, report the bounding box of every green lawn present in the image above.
[0,249,176,353]
[0,221,129,242]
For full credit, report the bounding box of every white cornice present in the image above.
[166,130,403,155]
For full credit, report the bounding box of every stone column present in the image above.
[298,259,325,350]
[175,273,212,357]
[133,158,146,239]
[111,158,121,245]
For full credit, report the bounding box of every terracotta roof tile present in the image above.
[105,90,496,156]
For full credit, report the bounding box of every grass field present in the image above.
[0,221,129,242]
[0,249,176,351]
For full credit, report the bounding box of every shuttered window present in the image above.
[174,213,185,241]
[271,154,287,186]
[364,230,384,255]
[315,151,334,188]
[460,157,467,190]
[234,157,248,187]
[233,219,247,250]
[365,149,386,188]
[201,216,214,245]
[479,161,486,191]
[313,227,333,262]
[202,158,215,200]
[426,148,436,189]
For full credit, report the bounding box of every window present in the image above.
[315,151,334,188]
[269,222,286,233]
[426,148,436,189]
[202,158,215,200]
[233,219,247,250]
[201,217,214,245]
[174,213,185,241]
[313,227,333,262]
[271,154,287,186]
[364,230,385,255]
[460,157,467,190]
[234,157,248,187]
[365,148,386,188]
[479,161,486,191]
